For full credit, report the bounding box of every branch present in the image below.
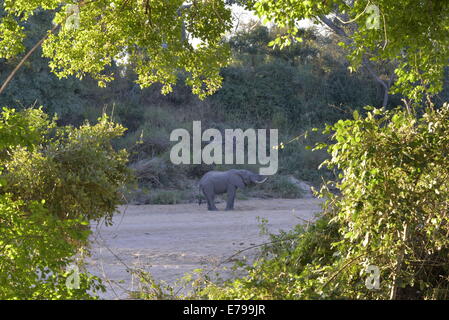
[321,253,366,290]
[334,2,370,25]
[177,4,193,43]
[319,14,393,107]
[390,223,409,299]
[0,0,96,95]
[0,23,60,96]
[363,58,388,91]
[363,57,396,107]
[318,15,350,41]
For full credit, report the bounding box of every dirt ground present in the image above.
[86,198,324,299]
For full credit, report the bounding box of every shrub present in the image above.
[182,103,449,300]
[131,156,185,189]
[257,175,304,198]
[0,107,130,299]
[3,113,131,223]
[0,194,105,299]
[147,190,183,205]
[313,103,449,299]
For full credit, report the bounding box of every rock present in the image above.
[286,176,314,198]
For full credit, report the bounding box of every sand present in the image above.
[86,198,324,299]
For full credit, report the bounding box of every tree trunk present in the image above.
[390,223,408,300]
[319,15,394,108]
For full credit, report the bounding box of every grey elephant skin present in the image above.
[199,169,267,211]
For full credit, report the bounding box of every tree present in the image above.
[0,107,131,299]
[246,0,449,104]
[0,0,234,98]
[229,23,319,67]
[314,104,449,299]
[0,8,101,124]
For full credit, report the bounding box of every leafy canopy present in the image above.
[0,0,233,98]
[247,0,449,101]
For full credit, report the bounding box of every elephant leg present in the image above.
[225,185,237,210]
[203,187,218,211]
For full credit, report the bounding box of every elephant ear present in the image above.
[230,171,246,188]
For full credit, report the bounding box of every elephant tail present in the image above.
[198,185,202,206]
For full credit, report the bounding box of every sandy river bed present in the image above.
[86,198,324,299]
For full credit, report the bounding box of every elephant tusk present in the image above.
[255,177,267,184]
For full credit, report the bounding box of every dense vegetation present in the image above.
[0,10,402,202]
[1,0,449,300]
[0,107,130,299]
[188,103,449,300]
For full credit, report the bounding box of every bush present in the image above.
[0,194,105,299]
[131,156,186,189]
[178,103,449,300]
[0,107,131,299]
[257,175,304,198]
[313,103,449,299]
[3,113,131,223]
[147,190,183,205]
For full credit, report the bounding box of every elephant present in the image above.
[199,169,267,211]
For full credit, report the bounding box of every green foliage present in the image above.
[215,26,382,129]
[313,102,449,299]
[0,14,25,59]
[147,190,183,205]
[0,0,233,98]
[229,24,318,67]
[190,103,449,300]
[0,9,102,126]
[0,107,130,299]
[0,106,52,151]
[0,195,104,299]
[3,112,131,223]
[249,0,449,102]
[197,215,340,299]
